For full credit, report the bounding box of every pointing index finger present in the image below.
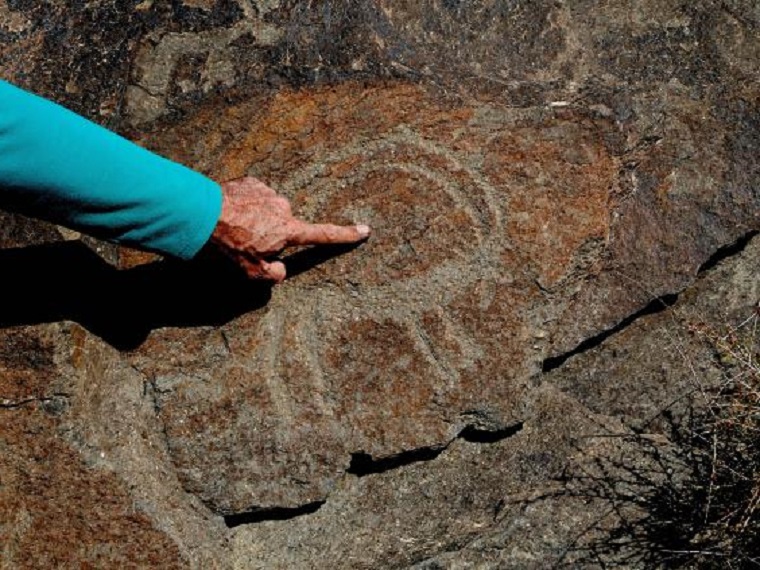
[288,222,371,246]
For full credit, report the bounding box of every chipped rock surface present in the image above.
[1,0,758,567]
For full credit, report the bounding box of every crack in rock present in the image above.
[221,422,525,528]
[458,423,525,444]
[543,229,760,373]
[542,293,680,373]
[348,422,526,477]
[135,365,175,462]
[696,230,759,274]
[347,446,445,477]
[224,501,325,529]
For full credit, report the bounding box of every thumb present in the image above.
[260,260,287,283]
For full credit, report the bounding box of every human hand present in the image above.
[209,177,370,283]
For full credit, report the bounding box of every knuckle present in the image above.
[274,196,291,210]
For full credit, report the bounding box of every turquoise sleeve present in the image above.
[0,80,222,259]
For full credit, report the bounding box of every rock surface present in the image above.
[1,0,758,567]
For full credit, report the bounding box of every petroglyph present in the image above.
[255,306,294,419]
[126,0,283,124]
[131,82,622,511]
[3,0,760,564]
[409,317,458,389]
[247,126,504,417]
[279,128,502,236]
[298,301,333,415]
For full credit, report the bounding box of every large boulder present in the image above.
[1,0,758,566]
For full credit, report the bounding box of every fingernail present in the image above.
[357,224,371,239]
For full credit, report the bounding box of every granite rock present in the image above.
[1,0,759,567]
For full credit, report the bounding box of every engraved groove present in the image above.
[127,1,283,124]
[440,311,483,371]
[252,124,509,417]
[257,307,294,419]
[409,317,459,387]
[334,160,487,246]
[276,127,504,235]
[297,301,332,416]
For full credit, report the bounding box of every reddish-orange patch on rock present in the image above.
[133,81,622,512]
[484,121,617,289]
[0,408,183,569]
[0,327,56,402]
[216,83,473,183]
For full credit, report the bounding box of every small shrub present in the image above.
[558,308,760,568]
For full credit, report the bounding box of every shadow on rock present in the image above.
[552,406,760,569]
[0,241,358,351]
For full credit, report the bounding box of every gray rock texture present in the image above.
[1,0,758,567]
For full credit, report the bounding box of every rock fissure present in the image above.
[223,501,326,529]
[543,293,680,372]
[347,446,445,476]
[348,422,525,477]
[134,365,176,464]
[543,229,760,373]
[458,422,525,444]
[697,230,759,274]
[221,422,525,528]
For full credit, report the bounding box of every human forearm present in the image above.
[0,80,222,259]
